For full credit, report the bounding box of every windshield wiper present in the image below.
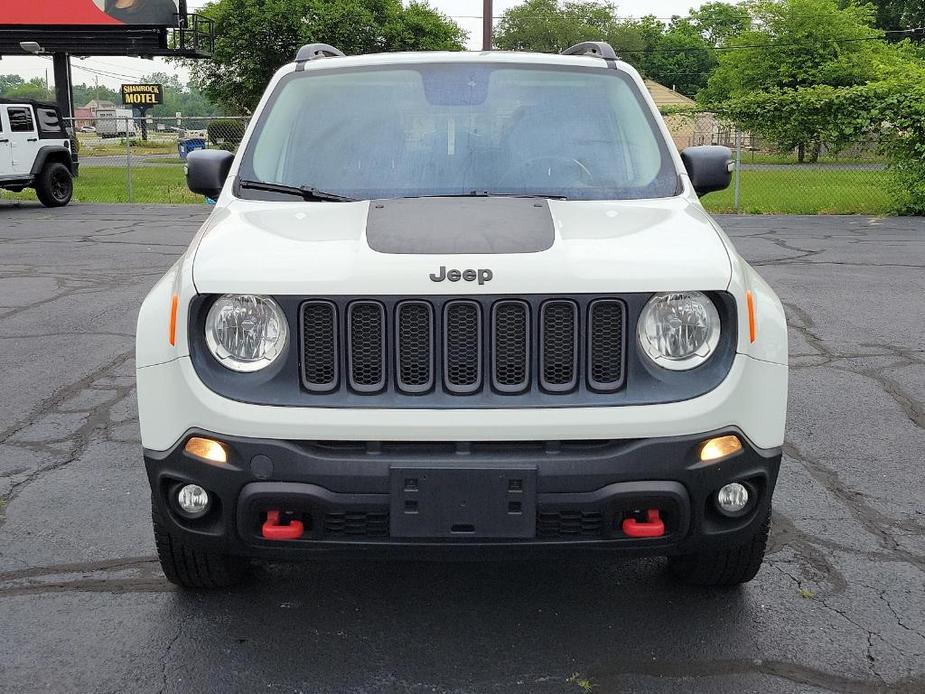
[239,179,356,202]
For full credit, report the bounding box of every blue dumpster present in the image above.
[178,137,206,160]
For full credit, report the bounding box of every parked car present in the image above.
[79,125,97,134]
[137,43,788,589]
[0,98,78,207]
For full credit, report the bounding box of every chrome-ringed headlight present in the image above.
[637,291,720,371]
[205,294,288,372]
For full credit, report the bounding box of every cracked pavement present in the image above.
[0,204,922,693]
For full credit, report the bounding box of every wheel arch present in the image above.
[30,145,74,178]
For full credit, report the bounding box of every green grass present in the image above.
[702,168,893,215]
[77,136,182,157]
[1,165,203,205]
[2,164,893,214]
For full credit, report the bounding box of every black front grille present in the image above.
[347,301,386,392]
[492,301,529,392]
[540,301,578,391]
[299,295,626,400]
[301,301,338,392]
[588,300,626,391]
[444,301,482,393]
[396,301,434,392]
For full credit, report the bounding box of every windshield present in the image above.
[239,62,679,201]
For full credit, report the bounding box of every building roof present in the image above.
[644,79,696,107]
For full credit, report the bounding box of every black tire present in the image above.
[152,496,246,589]
[668,511,770,587]
[34,162,73,207]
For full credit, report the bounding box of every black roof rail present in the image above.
[561,41,619,66]
[294,43,345,70]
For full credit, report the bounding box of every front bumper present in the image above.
[145,428,781,558]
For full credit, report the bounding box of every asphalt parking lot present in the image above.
[0,203,922,693]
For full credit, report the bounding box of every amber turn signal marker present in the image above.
[700,435,742,462]
[184,437,228,464]
[168,294,179,346]
[746,290,757,343]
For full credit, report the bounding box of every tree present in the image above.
[699,0,924,162]
[850,0,925,34]
[715,78,925,212]
[493,2,719,97]
[72,82,121,107]
[493,0,644,55]
[688,1,752,46]
[0,75,53,101]
[0,74,26,93]
[701,0,890,103]
[136,72,221,117]
[189,0,466,112]
[635,18,717,96]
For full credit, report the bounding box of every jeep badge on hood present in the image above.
[429,266,493,285]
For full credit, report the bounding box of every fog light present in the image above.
[177,484,210,517]
[700,435,742,462]
[184,437,228,464]
[716,482,749,514]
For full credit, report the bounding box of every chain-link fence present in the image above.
[1,115,250,205]
[0,111,895,214]
[661,112,892,214]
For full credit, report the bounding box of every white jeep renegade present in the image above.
[136,43,788,589]
[0,99,76,207]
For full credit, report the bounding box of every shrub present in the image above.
[709,80,925,213]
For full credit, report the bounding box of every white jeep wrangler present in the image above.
[0,99,76,207]
[137,43,788,589]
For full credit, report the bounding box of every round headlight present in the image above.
[637,291,720,370]
[205,294,288,372]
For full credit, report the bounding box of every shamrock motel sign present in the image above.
[120,83,163,140]
[121,83,164,107]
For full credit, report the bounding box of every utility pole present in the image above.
[482,0,493,51]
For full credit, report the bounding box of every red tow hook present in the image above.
[261,510,304,541]
[622,509,665,538]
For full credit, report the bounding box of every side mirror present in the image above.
[186,149,234,199]
[680,146,733,196]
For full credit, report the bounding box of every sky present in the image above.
[0,0,707,91]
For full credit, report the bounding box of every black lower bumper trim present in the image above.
[144,428,781,558]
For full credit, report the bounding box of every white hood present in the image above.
[191,196,732,296]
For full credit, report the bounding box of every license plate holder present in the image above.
[390,467,537,539]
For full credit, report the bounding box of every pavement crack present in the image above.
[783,442,924,565]
[827,362,925,432]
[0,350,136,530]
[160,620,184,694]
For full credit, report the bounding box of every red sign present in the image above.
[1,1,178,27]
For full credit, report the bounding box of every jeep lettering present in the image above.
[430,266,494,284]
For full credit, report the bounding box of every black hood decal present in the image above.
[366,197,555,254]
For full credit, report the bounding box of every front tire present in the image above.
[668,511,770,587]
[34,162,73,207]
[152,496,246,589]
